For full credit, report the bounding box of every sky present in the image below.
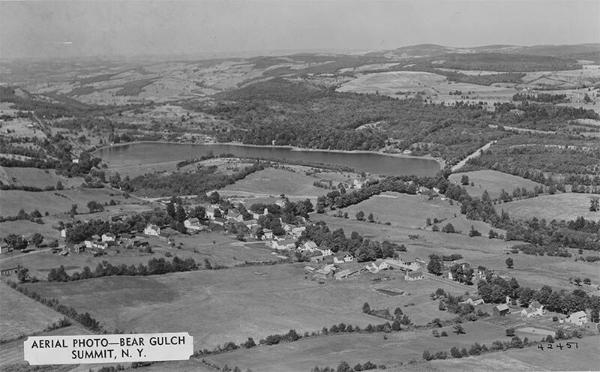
[1,0,599,60]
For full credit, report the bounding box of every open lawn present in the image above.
[0,167,83,189]
[22,265,464,350]
[0,283,64,341]
[0,188,140,216]
[221,168,327,199]
[449,170,543,200]
[499,193,600,221]
[331,192,496,236]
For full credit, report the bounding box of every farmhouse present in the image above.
[101,233,116,242]
[567,311,588,326]
[262,229,274,240]
[144,224,161,236]
[299,240,318,253]
[60,229,67,238]
[184,218,205,232]
[291,226,306,238]
[384,258,422,272]
[226,210,244,223]
[1,266,20,276]
[493,304,510,317]
[404,270,424,281]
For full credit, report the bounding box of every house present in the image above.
[263,229,273,240]
[212,217,226,226]
[365,262,380,273]
[184,218,205,232]
[1,266,20,276]
[493,304,510,317]
[333,256,345,264]
[384,258,422,272]
[275,199,287,208]
[101,233,116,242]
[206,206,221,220]
[567,311,588,326]
[352,179,364,189]
[0,242,10,254]
[226,210,244,223]
[291,226,306,238]
[84,240,94,249]
[404,270,424,281]
[60,229,67,238]
[72,158,79,164]
[270,239,296,251]
[460,297,485,306]
[144,224,161,236]
[317,248,333,257]
[335,269,358,280]
[310,255,333,264]
[304,266,316,273]
[300,241,318,253]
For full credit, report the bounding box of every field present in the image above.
[0,283,64,341]
[499,193,600,221]
[312,214,600,290]
[0,231,279,279]
[449,170,543,200]
[22,265,464,350]
[221,168,328,199]
[330,192,495,235]
[0,188,141,216]
[421,335,600,372]
[0,167,83,189]
[204,320,515,371]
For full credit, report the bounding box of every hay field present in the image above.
[222,168,327,198]
[23,265,463,350]
[332,192,495,236]
[423,335,600,372]
[0,167,83,189]
[206,320,511,372]
[0,284,64,341]
[449,170,543,199]
[499,193,600,221]
[0,188,137,215]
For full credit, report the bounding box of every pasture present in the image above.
[0,167,83,189]
[22,265,464,350]
[449,170,543,200]
[499,193,600,221]
[331,192,495,236]
[0,284,64,341]
[206,320,513,371]
[221,168,327,199]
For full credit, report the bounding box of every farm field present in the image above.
[0,166,83,189]
[0,188,142,216]
[312,214,599,290]
[499,193,600,221]
[0,323,90,369]
[0,283,64,341]
[0,219,62,239]
[205,320,514,372]
[449,170,543,200]
[22,265,464,350]
[421,335,600,372]
[330,192,495,236]
[222,168,328,199]
[0,231,279,278]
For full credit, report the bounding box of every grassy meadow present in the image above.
[499,193,600,221]
[449,170,543,199]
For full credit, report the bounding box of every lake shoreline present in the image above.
[92,140,446,169]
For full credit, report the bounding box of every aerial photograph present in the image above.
[0,0,599,371]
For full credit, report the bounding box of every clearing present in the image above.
[221,168,327,199]
[449,170,543,200]
[499,193,600,221]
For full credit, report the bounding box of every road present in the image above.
[451,140,496,173]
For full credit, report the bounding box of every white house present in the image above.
[262,229,274,240]
[184,218,205,232]
[226,210,244,223]
[343,254,354,262]
[301,241,318,253]
[567,311,588,326]
[60,229,67,238]
[101,233,116,242]
[291,226,306,238]
[318,248,333,257]
[144,224,161,236]
[383,258,422,272]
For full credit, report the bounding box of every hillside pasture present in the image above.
[331,192,494,236]
[0,167,83,189]
[22,265,464,350]
[0,284,64,341]
[221,168,327,199]
[449,170,543,200]
[0,188,140,216]
[499,193,600,221]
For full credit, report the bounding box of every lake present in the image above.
[95,142,440,177]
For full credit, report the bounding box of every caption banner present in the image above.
[24,332,193,365]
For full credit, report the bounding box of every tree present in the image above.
[469,226,481,237]
[69,204,78,218]
[17,267,30,283]
[461,174,470,186]
[442,223,455,233]
[362,302,371,314]
[427,255,443,275]
[590,197,599,212]
[450,346,462,358]
[56,181,64,190]
[453,325,465,335]
[87,201,104,213]
[422,350,433,361]
[209,191,220,204]
[30,233,43,247]
[505,257,514,269]
[175,204,187,223]
[336,361,351,372]
[4,234,28,250]
[367,213,374,223]
[355,211,365,221]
